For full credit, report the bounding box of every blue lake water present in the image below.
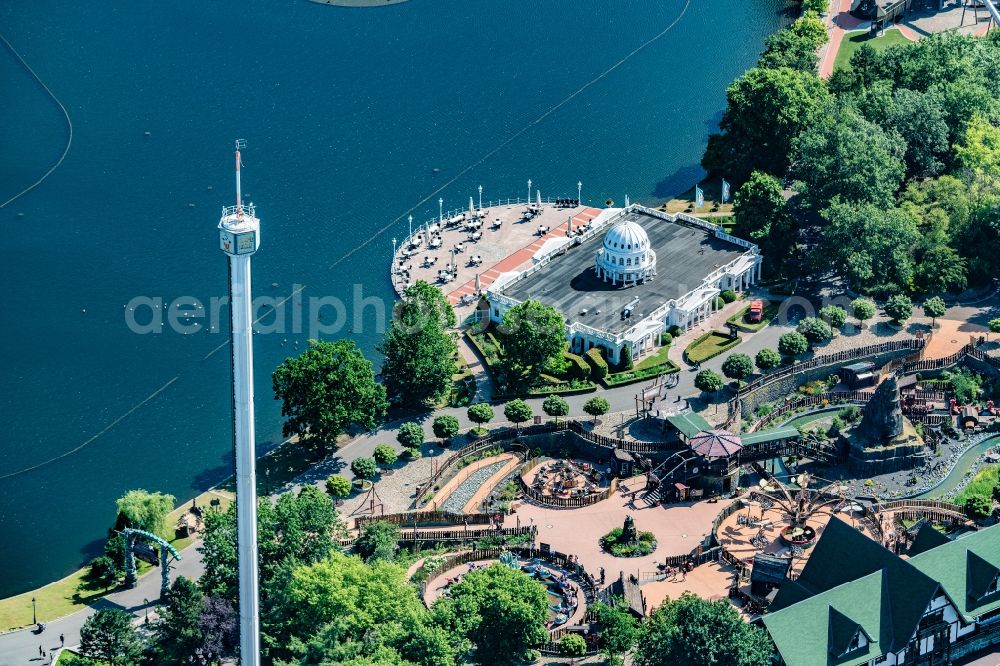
[0,0,788,597]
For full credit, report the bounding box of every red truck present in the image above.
[748,299,764,323]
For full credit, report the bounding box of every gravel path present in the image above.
[439,460,509,513]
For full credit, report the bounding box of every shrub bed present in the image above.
[685,331,741,363]
[603,361,680,388]
[600,527,657,557]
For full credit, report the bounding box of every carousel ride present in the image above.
[717,464,867,577]
[527,458,607,499]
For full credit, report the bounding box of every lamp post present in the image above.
[143,598,150,624]
[527,179,532,204]
[578,181,582,204]
[31,597,36,625]
[478,185,483,210]
[439,198,443,222]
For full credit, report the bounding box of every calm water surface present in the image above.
[0,0,787,596]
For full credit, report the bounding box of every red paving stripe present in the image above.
[447,207,603,303]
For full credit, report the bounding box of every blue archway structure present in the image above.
[121,527,182,597]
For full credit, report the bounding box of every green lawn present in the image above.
[685,331,741,363]
[834,28,912,72]
[634,344,672,371]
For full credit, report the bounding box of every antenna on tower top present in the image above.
[234,139,247,216]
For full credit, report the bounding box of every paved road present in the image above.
[0,549,204,666]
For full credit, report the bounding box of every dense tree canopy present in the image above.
[635,594,772,666]
[434,563,549,666]
[467,403,494,429]
[378,281,458,407]
[732,171,796,276]
[757,13,828,72]
[703,66,830,183]
[273,339,388,454]
[791,100,906,210]
[499,300,566,379]
[813,201,920,295]
[80,608,143,666]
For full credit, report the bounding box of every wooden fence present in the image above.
[518,474,621,509]
[355,510,495,529]
[748,391,873,432]
[568,420,678,453]
[399,525,533,544]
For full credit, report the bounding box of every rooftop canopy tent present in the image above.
[688,430,743,459]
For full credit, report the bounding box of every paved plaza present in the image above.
[389,202,603,307]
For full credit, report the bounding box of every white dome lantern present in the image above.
[595,219,656,286]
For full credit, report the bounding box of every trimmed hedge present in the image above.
[564,352,590,381]
[585,347,609,380]
[685,331,741,363]
[602,360,680,388]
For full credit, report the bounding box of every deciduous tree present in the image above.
[702,66,830,182]
[378,280,458,407]
[583,396,611,423]
[80,608,143,666]
[115,489,175,540]
[635,594,772,666]
[350,457,377,481]
[373,443,399,467]
[732,172,796,276]
[755,348,781,372]
[499,300,566,378]
[923,296,947,328]
[433,563,549,666]
[695,370,724,395]
[467,403,494,432]
[791,100,906,210]
[721,353,754,382]
[272,339,388,454]
[432,415,460,441]
[397,422,425,452]
[542,395,570,423]
[885,294,914,324]
[355,521,401,562]
[778,332,809,357]
[504,399,533,430]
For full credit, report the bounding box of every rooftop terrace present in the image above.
[499,211,749,334]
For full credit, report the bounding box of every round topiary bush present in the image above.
[599,527,657,557]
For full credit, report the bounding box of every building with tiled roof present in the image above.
[763,519,1000,666]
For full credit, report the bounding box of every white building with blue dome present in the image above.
[486,205,762,365]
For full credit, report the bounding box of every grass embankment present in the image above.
[727,301,779,333]
[657,182,734,217]
[0,489,233,632]
[954,464,999,506]
[685,331,741,363]
[834,28,912,72]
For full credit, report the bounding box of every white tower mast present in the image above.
[218,139,261,666]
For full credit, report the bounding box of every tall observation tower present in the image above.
[218,139,261,665]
